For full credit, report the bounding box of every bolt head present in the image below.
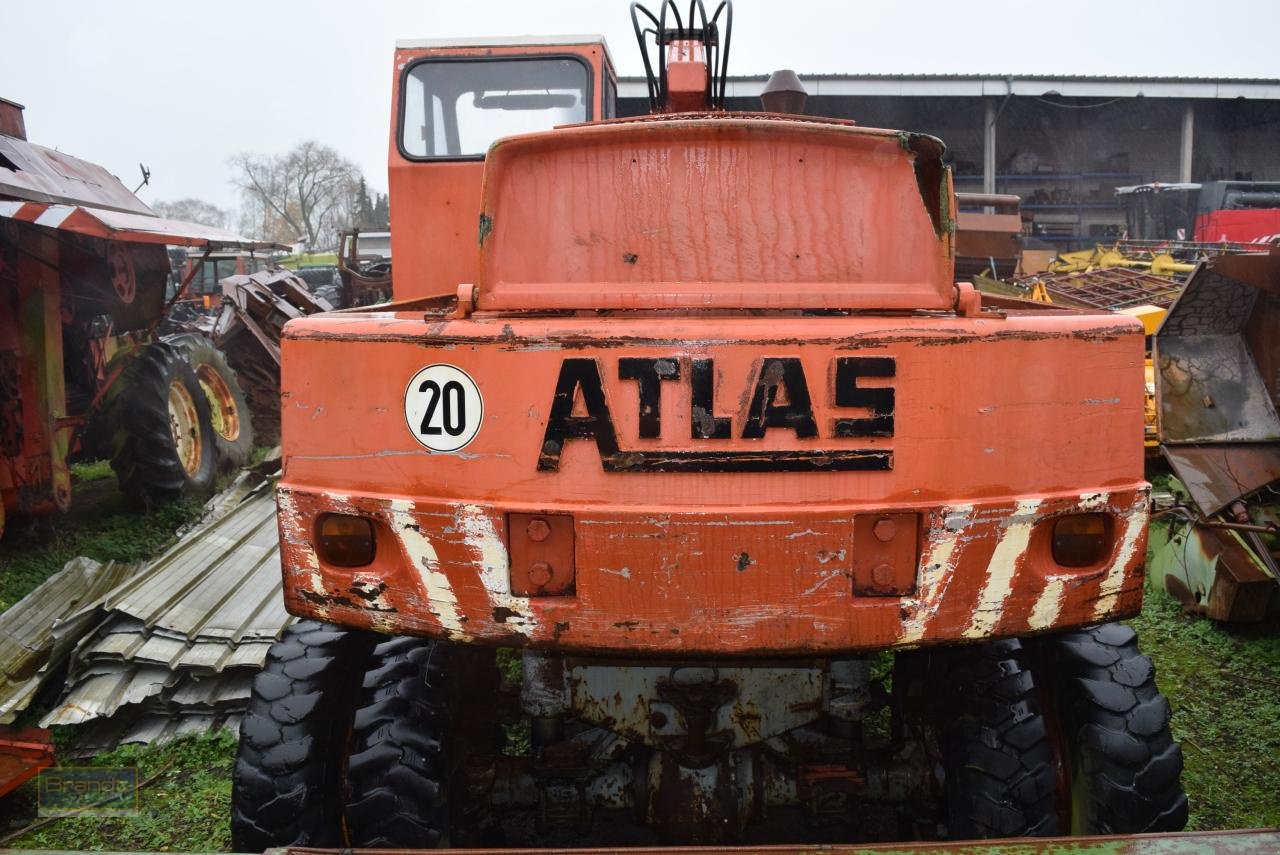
[873,518,897,542]
[527,518,551,542]
[871,562,895,587]
[528,561,553,587]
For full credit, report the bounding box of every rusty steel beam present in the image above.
[278,828,1280,854]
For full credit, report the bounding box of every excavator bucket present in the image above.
[1151,248,1280,619]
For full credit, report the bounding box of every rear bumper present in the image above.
[277,483,1148,655]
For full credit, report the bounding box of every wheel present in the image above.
[231,620,375,850]
[343,636,455,848]
[107,341,217,504]
[1031,623,1188,834]
[164,333,255,468]
[931,638,1059,839]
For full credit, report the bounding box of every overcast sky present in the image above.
[5,0,1278,214]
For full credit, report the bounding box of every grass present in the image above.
[1127,577,1280,830]
[1,733,235,851]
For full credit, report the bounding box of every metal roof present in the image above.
[0,200,276,250]
[0,133,154,215]
[618,73,1280,101]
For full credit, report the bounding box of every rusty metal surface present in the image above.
[280,827,1280,853]
[209,270,333,446]
[0,199,271,250]
[0,725,54,799]
[1155,252,1280,445]
[1017,268,1183,310]
[278,310,1148,653]
[1161,444,1280,516]
[476,117,954,312]
[0,134,154,215]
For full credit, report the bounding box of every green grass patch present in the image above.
[68,459,113,482]
[2,732,235,851]
[1128,582,1280,830]
[0,494,202,614]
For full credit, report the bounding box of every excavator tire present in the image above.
[1033,623,1188,834]
[164,333,255,469]
[230,621,375,850]
[107,341,216,504]
[343,636,455,849]
[933,638,1059,839]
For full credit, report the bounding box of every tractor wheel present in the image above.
[230,620,375,850]
[344,636,481,849]
[107,341,216,504]
[1032,623,1188,834]
[932,638,1059,839]
[164,333,255,469]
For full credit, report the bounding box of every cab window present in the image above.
[401,56,591,159]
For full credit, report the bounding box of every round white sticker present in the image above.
[404,364,483,452]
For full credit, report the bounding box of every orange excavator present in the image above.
[232,3,1186,848]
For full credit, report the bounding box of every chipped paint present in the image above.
[899,504,972,645]
[389,498,467,640]
[964,498,1042,638]
[1092,492,1150,619]
[456,503,537,637]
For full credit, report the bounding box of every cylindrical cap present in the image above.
[761,69,808,115]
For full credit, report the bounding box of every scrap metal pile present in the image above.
[0,465,290,754]
[201,270,333,446]
[1148,250,1280,621]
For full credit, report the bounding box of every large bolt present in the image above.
[527,518,551,542]
[528,561,553,587]
[871,563,895,587]
[873,518,897,542]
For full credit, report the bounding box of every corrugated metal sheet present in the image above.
[0,134,155,215]
[0,200,277,250]
[0,463,292,750]
[41,474,291,736]
[0,558,140,723]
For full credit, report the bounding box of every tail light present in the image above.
[1052,513,1109,567]
[316,513,376,567]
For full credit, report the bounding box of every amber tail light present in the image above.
[316,513,376,567]
[1052,513,1109,567]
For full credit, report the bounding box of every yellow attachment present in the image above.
[1117,304,1167,336]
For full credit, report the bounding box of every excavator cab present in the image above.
[388,36,616,301]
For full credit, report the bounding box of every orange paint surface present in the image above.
[278,309,1148,653]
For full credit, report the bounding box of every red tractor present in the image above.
[1,96,259,539]
[233,5,1186,848]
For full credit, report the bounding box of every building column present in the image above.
[983,98,997,195]
[1180,102,1195,183]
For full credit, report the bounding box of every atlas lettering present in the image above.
[538,356,895,472]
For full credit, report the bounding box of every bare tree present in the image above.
[229,141,362,249]
[151,198,231,229]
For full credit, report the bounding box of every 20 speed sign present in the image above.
[404,364,483,452]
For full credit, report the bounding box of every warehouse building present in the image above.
[619,74,1280,247]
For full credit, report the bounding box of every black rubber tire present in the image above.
[344,636,457,849]
[1032,623,1189,834]
[164,332,255,469]
[932,638,1059,839]
[230,620,375,850]
[107,341,216,504]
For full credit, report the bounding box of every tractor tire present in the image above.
[230,620,375,851]
[164,333,255,469]
[933,638,1059,839]
[107,341,216,504]
[1032,623,1189,834]
[343,636,455,849]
